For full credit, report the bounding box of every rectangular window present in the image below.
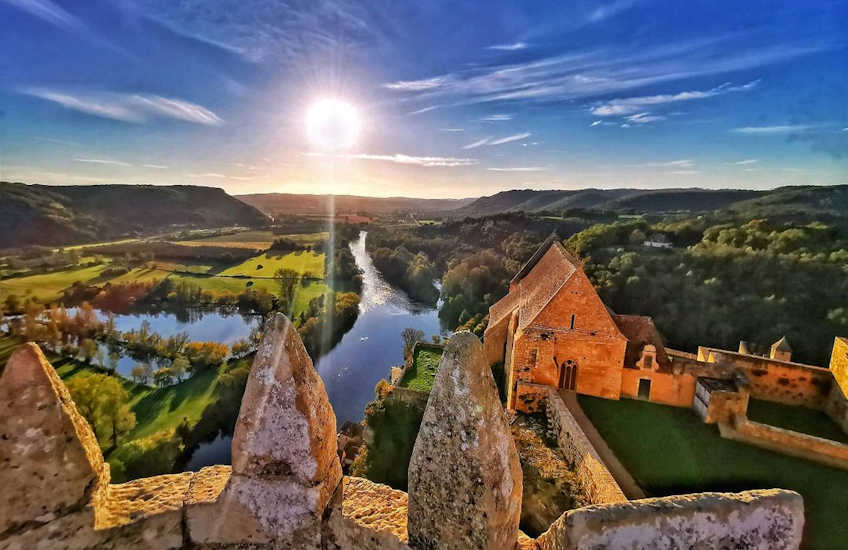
[570,314,575,330]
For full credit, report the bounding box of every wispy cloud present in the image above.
[632,159,695,168]
[2,0,83,31]
[381,35,816,108]
[440,128,464,132]
[74,157,133,167]
[307,152,478,167]
[625,113,665,124]
[480,114,513,121]
[590,120,603,127]
[592,80,760,116]
[733,159,759,165]
[143,164,168,169]
[21,88,223,126]
[408,105,440,115]
[383,77,447,92]
[487,42,528,51]
[587,0,638,23]
[488,132,531,145]
[462,137,491,149]
[487,166,547,172]
[667,170,699,175]
[731,124,820,134]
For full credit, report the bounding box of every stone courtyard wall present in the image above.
[544,388,627,505]
[719,417,848,471]
[826,337,848,432]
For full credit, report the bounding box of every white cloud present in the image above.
[2,0,83,31]
[588,0,638,23]
[633,159,695,168]
[592,80,760,116]
[488,132,531,145]
[625,112,665,124]
[462,137,491,149]
[74,157,133,167]
[143,164,168,169]
[383,76,448,91]
[734,159,759,165]
[380,36,819,108]
[333,153,478,167]
[408,105,440,115]
[20,88,223,126]
[440,128,464,132]
[487,42,528,51]
[480,114,513,121]
[590,120,602,127]
[487,166,547,172]
[731,124,819,134]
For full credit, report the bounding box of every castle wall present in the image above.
[535,489,804,550]
[544,389,627,505]
[701,349,832,407]
[719,418,848,471]
[826,338,848,432]
[620,368,696,407]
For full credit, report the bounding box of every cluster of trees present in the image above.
[297,291,361,356]
[567,216,848,365]
[66,372,136,451]
[371,247,439,305]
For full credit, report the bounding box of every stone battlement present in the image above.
[0,314,805,549]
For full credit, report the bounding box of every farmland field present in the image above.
[218,251,325,278]
[175,230,328,250]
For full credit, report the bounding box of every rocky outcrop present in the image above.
[535,489,804,550]
[407,331,523,550]
[189,313,343,548]
[0,344,108,536]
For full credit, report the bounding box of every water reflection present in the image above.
[316,231,445,425]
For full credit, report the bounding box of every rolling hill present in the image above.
[0,182,269,249]
[236,193,476,217]
[453,188,772,216]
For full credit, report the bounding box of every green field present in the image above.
[747,399,848,443]
[176,230,328,250]
[578,395,848,550]
[218,251,325,278]
[0,264,110,302]
[399,345,444,391]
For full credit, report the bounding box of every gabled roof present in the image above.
[613,314,670,369]
[772,336,792,352]
[510,232,581,284]
[489,235,580,330]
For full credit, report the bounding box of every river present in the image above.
[183,230,444,470]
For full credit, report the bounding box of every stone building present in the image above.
[483,236,848,458]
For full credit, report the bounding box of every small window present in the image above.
[570,314,575,330]
[644,355,653,369]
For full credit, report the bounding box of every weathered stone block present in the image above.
[536,489,804,550]
[195,313,342,548]
[0,343,107,534]
[408,332,522,550]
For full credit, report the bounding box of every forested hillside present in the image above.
[237,192,475,217]
[0,182,269,248]
[455,185,847,217]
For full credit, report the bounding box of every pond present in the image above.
[315,231,446,425]
[81,308,260,376]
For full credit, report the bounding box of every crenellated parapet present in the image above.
[0,317,806,550]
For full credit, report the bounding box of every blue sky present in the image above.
[0,0,846,198]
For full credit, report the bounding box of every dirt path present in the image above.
[559,391,646,500]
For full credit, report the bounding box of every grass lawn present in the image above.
[747,399,848,444]
[578,395,848,550]
[399,346,444,391]
[218,251,325,278]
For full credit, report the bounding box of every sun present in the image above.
[306,98,361,151]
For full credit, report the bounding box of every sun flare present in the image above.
[305,98,361,151]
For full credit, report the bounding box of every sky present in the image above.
[0,0,846,198]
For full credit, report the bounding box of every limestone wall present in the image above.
[544,389,627,505]
[826,338,848,432]
[702,349,832,407]
[719,417,848,471]
[535,489,804,550]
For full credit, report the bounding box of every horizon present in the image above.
[1,0,846,198]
